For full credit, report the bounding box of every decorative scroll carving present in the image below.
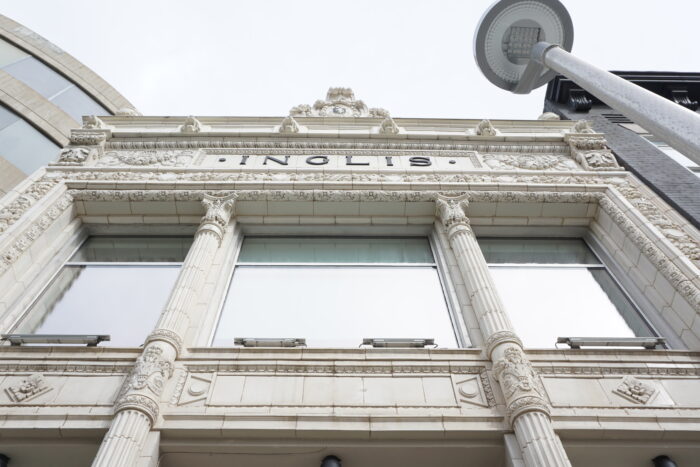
[613,376,658,404]
[179,116,202,134]
[567,90,592,112]
[494,347,550,425]
[82,115,104,129]
[482,154,577,171]
[475,119,499,136]
[97,150,195,167]
[5,374,52,403]
[435,194,470,229]
[289,87,389,118]
[278,115,300,134]
[378,117,400,135]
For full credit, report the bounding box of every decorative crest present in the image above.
[289,87,390,118]
[613,376,658,405]
[5,374,52,403]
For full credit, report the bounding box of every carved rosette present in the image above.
[198,193,237,243]
[493,347,550,425]
[435,194,471,237]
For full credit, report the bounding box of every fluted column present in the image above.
[92,193,237,467]
[435,194,571,467]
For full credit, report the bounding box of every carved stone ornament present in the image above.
[121,345,174,397]
[493,347,549,424]
[199,193,237,242]
[435,194,470,229]
[482,154,578,171]
[114,394,159,423]
[278,115,300,134]
[289,87,390,118]
[567,135,621,171]
[454,375,490,407]
[54,147,91,166]
[613,376,658,405]
[146,329,184,355]
[97,150,195,167]
[475,119,499,136]
[378,116,400,135]
[69,130,108,146]
[179,116,202,134]
[5,373,52,403]
[571,119,595,134]
[484,331,523,360]
[82,115,104,129]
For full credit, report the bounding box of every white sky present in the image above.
[3,0,699,118]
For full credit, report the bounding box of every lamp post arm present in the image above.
[531,41,700,166]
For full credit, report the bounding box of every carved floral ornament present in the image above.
[289,87,391,118]
[5,373,52,403]
[613,376,659,405]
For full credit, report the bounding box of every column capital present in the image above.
[198,192,237,242]
[435,194,471,230]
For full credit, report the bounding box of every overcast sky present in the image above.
[3,0,699,119]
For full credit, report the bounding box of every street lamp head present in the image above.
[474,0,573,93]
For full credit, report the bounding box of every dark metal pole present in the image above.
[321,455,342,467]
[652,455,678,467]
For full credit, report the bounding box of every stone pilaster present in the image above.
[92,193,236,467]
[435,194,571,467]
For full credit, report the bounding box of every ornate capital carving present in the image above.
[198,193,237,242]
[493,346,550,426]
[435,194,470,229]
[485,331,523,360]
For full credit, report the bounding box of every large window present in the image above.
[0,38,109,121]
[213,237,459,347]
[14,236,192,347]
[0,104,60,176]
[480,238,656,348]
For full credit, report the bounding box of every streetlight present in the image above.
[474,0,700,165]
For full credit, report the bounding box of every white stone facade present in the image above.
[0,90,699,466]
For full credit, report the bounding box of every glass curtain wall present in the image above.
[479,238,656,348]
[213,237,458,348]
[15,236,192,346]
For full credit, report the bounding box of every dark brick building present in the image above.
[543,72,700,229]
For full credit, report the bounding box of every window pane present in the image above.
[18,265,180,347]
[214,266,457,347]
[3,56,72,99]
[479,238,600,264]
[490,267,654,348]
[69,236,194,262]
[0,117,60,174]
[238,237,434,263]
[50,85,109,121]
